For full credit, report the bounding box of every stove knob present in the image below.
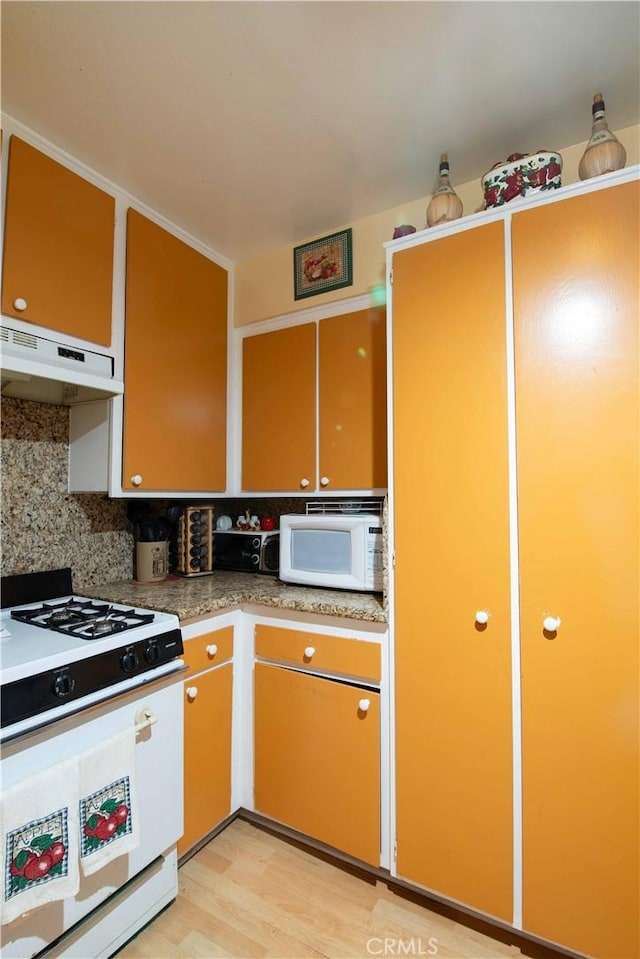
[144,641,161,664]
[121,649,139,672]
[52,672,76,698]
[251,554,260,565]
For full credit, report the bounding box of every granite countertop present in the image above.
[83,571,387,625]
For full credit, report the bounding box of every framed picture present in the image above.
[293,228,353,300]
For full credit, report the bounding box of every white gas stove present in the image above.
[2,594,183,741]
[0,569,185,959]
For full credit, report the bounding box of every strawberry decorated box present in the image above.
[482,151,563,209]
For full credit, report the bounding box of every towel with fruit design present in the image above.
[2,758,80,925]
[2,727,139,922]
[78,727,139,876]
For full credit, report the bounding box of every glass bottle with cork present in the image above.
[579,93,627,180]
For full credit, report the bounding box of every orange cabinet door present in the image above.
[242,324,316,491]
[123,209,227,492]
[318,307,387,489]
[255,623,381,683]
[392,222,513,921]
[182,625,233,675]
[178,662,233,858]
[254,663,380,865]
[2,136,114,346]
[513,181,639,959]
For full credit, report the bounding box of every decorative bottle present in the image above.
[426,154,463,228]
[578,93,627,181]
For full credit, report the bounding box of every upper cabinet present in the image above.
[122,210,228,493]
[242,323,316,492]
[1,136,115,347]
[318,308,387,490]
[242,306,387,492]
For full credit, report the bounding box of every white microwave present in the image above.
[278,513,383,592]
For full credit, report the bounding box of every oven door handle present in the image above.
[1,662,188,747]
[135,706,159,731]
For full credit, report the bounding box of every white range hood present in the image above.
[1,324,124,405]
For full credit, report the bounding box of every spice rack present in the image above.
[176,506,215,576]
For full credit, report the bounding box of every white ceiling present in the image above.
[2,1,639,263]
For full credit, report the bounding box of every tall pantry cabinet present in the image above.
[390,173,639,959]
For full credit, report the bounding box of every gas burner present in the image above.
[89,620,119,636]
[46,602,86,626]
[84,612,128,639]
[64,607,155,640]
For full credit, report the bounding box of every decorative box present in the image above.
[481,151,563,209]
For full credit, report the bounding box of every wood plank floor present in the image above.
[118,819,526,959]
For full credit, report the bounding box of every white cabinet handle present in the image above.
[320,476,330,487]
[358,698,371,713]
[543,616,562,632]
[130,474,143,487]
[300,478,310,489]
[186,686,199,701]
[303,646,315,659]
[13,297,27,311]
[475,610,489,625]
[206,644,218,657]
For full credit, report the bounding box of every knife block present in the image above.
[176,506,215,576]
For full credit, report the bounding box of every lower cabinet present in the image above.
[178,627,233,858]
[254,661,380,866]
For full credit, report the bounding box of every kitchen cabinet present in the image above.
[392,220,514,922]
[241,306,387,491]
[254,661,380,865]
[254,622,381,865]
[178,626,233,858]
[1,136,115,347]
[318,308,387,490]
[254,623,381,683]
[390,172,639,958]
[513,181,639,959]
[123,209,228,492]
[242,323,316,491]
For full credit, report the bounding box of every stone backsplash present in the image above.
[1,398,134,592]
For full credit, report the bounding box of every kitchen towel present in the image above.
[1,757,80,925]
[78,726,140,877]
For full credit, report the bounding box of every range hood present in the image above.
[1,325,124,405]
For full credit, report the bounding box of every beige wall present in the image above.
[235,124,639,327]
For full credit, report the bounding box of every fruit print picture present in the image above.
[293,228,352,300]
[80,776,132,859]
[5,808,69,902]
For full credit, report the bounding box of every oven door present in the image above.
[0,673,183,959]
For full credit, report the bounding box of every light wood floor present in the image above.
[118,819,525,959]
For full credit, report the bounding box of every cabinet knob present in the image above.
[130,474,143,487]
[475,610,489,625]
[543,616,562,632]
[300,478,310,489]
[303,646,315,659]
[186,686,199,701]
[13,297,27,311]
[206,644,218,657]
[358,698,371,713]
[320,476,330,487]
